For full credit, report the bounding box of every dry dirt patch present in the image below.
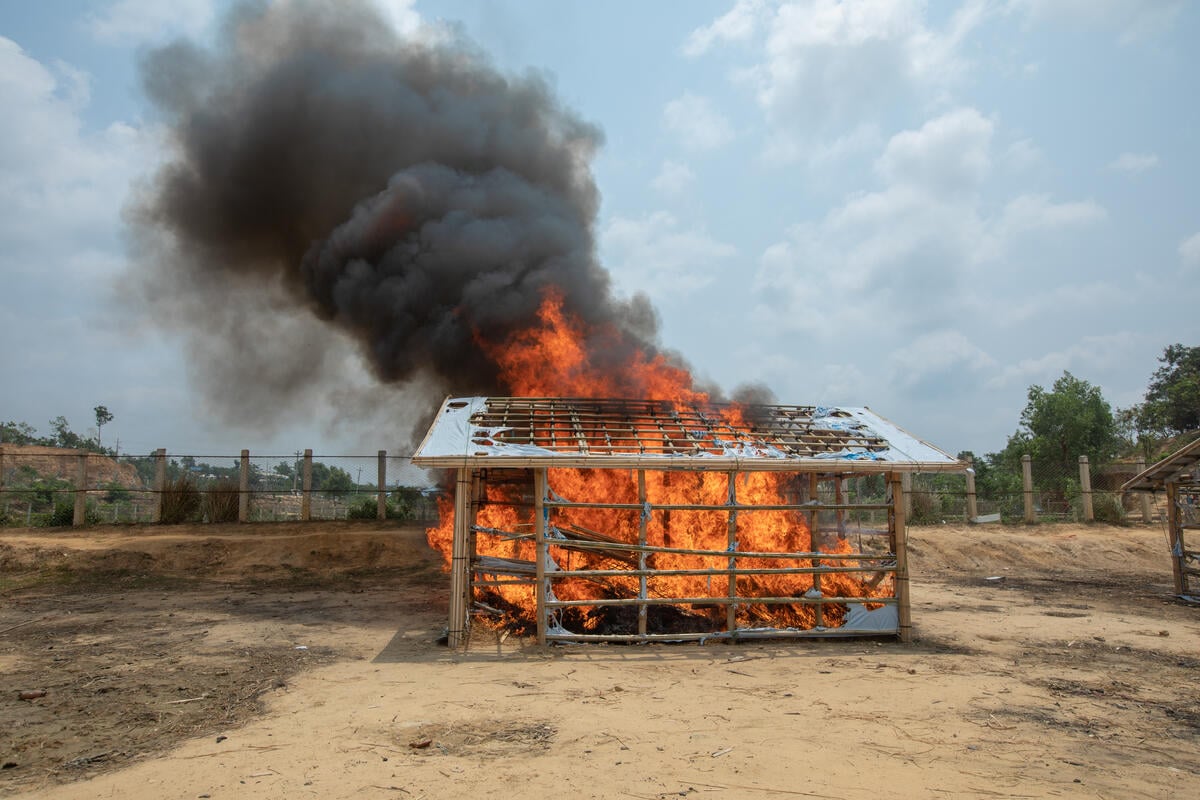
[1,520,1198,800]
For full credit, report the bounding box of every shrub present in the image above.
[40,501,100,527]
[203,479,240,523]
[347,497,414,520]
[160,475,201,524]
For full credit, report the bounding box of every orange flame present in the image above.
[428,290,889,634]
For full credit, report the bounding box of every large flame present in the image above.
[429,290,888,634]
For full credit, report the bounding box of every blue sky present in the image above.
[1,0,1197,463]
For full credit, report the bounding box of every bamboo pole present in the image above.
[1136,457,1151,523]
[637,469,648,637]
[900,472,912,523]
[810,473,823,629]
[545,627,898,643]
[1022,454,1035,523]
[300,449,313,521]
[965,458,978,521]
[1166,481,1185,595]
[726,470,738,637]
[1079,455,1093,522]
[151,448,166,523]
[73,453,88,526]
[377,450,387,520]
[239,450,250,523]
[0,446,6,507]
[534,468,548,646]
[540,538,885,559]
[890,472,912,642]
[448,469,473,647]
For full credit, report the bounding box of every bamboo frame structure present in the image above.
[416,397,962,646]
[1123,437,1200,599]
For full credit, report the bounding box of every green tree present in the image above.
[94,405,113,449]
[0,420,39,445]
[50,416,84,449]
[1141,344,1200,435]
[1017,372,1120,465]
[321,466,355,496]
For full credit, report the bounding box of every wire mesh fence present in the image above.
[0,448,442,528]
[0,446,1156,528]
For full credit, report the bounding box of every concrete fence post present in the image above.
[153,448,167,523]
[964,457,978,522]
[1079,455,1094,522]
[1022,454,1035,523]
[1136,456,1152,523]
[73,453,88,526]
[377,450,387,520]
[239,449,250,523]
[301,449,313,521]
[964,460,974,522]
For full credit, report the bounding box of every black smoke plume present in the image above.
[129,1,748,446]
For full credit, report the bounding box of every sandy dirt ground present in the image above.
[1,519,1197,800]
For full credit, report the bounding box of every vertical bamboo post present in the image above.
[1022,454,1035,523]
[0,445,6,510]
[300,449,313,521]
[1165,481,1185,595]
[448,468,474,648]
[73,453,88,526]
[900,472,912,521]
[726,470,738,638]
[239,449,250,523]
[152,448,166,523]
[377,450,387,520]
[890,472,912,643]
[637,469,648,637]
[809,473,823,629]
[1079,455,1094,522]
[1136,457,1152,523]
[965,458,978,522]
[534,468,548,646]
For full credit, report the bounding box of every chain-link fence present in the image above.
[0,445,1156,528]
[0,447,442,528]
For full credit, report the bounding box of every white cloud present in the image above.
[1009,0,1184,44]
[651,160,696,195]
[1108,152,1159,173]
[874,107,993,195]
[375,0,423,36]
[995,193,1107,237]
[88,0,215,44]
[1003,137,1042,171]
[662,93,734,152]
[0,38,155,253]
[987,332,1141,389]
[1180,232,1200,271]
[752,107,1106,338]
[889,330,997,389]
[693,0,988,159]
[683,0,767,56]
[601,212,737,296]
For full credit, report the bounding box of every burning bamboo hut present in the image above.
[1122,437,1200,600]
[413,396,961,646]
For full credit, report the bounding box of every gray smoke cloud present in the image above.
[129,0,752,447]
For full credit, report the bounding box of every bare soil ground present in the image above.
[1,520,1197,799]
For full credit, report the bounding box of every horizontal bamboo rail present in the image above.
[544,595,896,608]
[546,565,895,578]
[543,537,888,560]
[544,627,896,642]
[543,500,892,512]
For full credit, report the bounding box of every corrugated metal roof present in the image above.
[1122,436,1200,492]
[412,396,961,471]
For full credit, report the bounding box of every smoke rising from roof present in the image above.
[129,1,758,447]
